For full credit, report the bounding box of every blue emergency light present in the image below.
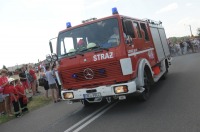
[112,7,118,15]
[66,22,72,28]
[98,69,105,74]
[72,73,78,79]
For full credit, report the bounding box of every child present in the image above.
[0,90,5,115]
[0,83,5,115]
[0,69,13,116]
[15,79,29,113]
[19,67,30,93]
[9,78,22,118]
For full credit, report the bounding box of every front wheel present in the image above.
[138,70,151,101]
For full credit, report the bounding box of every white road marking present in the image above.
[73,102,118,132]
[64,103,112,132]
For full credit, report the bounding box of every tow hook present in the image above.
[136,87,145,93]
[106,97,112,103]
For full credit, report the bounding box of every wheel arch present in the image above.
[136,59,154,87]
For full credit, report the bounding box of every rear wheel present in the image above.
[138,70,151,101]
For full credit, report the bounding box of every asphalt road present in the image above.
[1,53,200,132]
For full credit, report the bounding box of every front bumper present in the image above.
[61,80,137,102]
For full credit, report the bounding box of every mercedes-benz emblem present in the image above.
[83,68,94,79]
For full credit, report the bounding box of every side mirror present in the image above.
[46,54,52,62]
[126,35,133,45]
[49,41,53,54]
[51,53,58,61]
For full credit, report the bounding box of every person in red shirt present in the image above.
[9,78,22,118]
[0,79,5,115]
[0,69,13,116]
[28,65,37,95]
[19,67,30,92]
[15,79,28,113]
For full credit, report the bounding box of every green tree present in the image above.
[197,28,200,36]
[168,36,190,44]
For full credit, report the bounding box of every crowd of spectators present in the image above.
[0,69,28,118]
[0,61,62,118]
[0,63,43,118]
[169,38,200,56]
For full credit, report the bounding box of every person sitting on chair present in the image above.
[77,39,86,50]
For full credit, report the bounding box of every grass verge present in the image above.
[0,96,52,124]
[28,96,52,111]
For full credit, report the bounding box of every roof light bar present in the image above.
[82,18,97,23]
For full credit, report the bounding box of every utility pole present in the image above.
[189,25,193,37]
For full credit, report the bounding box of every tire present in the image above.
[138,70,151,101]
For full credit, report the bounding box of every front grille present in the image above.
[60,60,123,88]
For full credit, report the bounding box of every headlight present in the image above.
[63,92,74,99]
[114,85,128,94]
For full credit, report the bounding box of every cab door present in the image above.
[122,19,136,55]
[123,20,145,55]
[122,19,137,77]
[132,21,145,51]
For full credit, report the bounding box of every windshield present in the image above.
[57,18,119,57]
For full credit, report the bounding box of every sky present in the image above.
[0,0,200,68]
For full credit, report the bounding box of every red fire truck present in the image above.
[47,8,171,106]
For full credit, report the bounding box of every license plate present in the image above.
[84,92,101,99]
[119,96,126,100]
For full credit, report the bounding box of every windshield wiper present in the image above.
[79,48,89,52]
[92,45,109,51]
[78,45,109,54]
[99,47,109,51]
[61,52,76,57]
[76,51,84,56]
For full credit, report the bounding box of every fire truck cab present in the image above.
[47,8,171,106]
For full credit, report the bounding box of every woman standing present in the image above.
[39,68,49,98]
[52,64,61,99]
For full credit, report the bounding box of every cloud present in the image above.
[177,17,191,25]
[175,17,200,36]
[185,3,192,7]
[0,0,86,67]
[156,3,178,14]
[85,0,109,9]
[177,17,200,25]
